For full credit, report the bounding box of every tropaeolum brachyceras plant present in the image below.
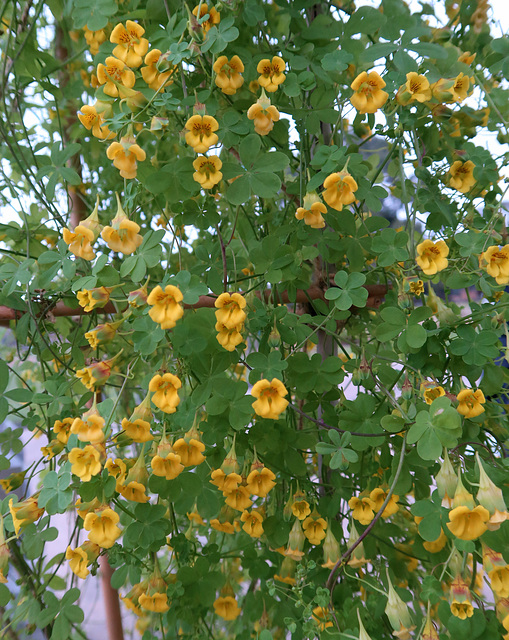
[0,0,508,639]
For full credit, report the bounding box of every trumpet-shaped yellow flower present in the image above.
[141,49,176,91]
[139,592,169,613]
[480,245,509,285]
[323,171,358,211]
[149,373,182,413]
[257,56,286,92]
[295,201,327,229]
[110,21,149,68]
[247,92,280,135]
[53,417,74,444]
[68,446,102,482]
[192,3,220,33]
[448,160,476,193]
[396,72,432,105]
[215,321,244,351]
[83,27,106,55]
[97,57,136,98]
[121,417,153,443]
[172,437,205,467]
[77,286,112,312]
[225,485,252,511]
[350,71,388,114]
[416,239,449,275]
[9,496,44,536]
[62,225,96,261]
[446,504,490,540]
[213,55,244,94]
[246,467,276,497]
[101,195,143,254]
[251,378,289,419]
[292,499,311,520]
[192,155,222,190]
[185,115,219,153]
[302,514,327,545]
[85,321,119,349]
[147,284,184,329]
[65,546,89,579]
[215,292,247,329]
[369,488,399,518]
[422,384,445,405]
[118,480,149,503]
[151,450,184,480]
[76,358,114,390]
[213,596,241,620]
[452,72,471,102]
[106,137,146,180]
[83,507,121,548]
[71,408,105,444]
[78,104,114,140]
[456,388,485,418]
[240,510,264,538]
[349,496,376,525]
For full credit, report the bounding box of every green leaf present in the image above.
[345,6,387,35]
[239,134,261,166]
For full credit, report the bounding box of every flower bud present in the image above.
[385,571,414,632]
[401,376,413,400]
[435,449,457,504]
[285,518,305,561]
[475,452,507,516]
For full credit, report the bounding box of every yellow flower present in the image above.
[256,56,286,92]
[151,453,184,480]
[147,284,184,330]
[210,518,236,534]
[302,513,327,545]
[139,592,169,613]
[85,321,119,349]
[480,245,509,285]
[219,472,243,495]
[105,457,127,489]
[68,446,102,482]
[240,510,264,538]
[247,92,280,135]
[77,104,114,140]
[118,480,150,503]
[215,321,244,351]
[83,27,106,55]
[213,596,241,620]
[121,417,152,443]
[53,417,74,444]
[101,194,143,254]
[71,407,105,444]
[224,485,253,511]
[396,72,432,105]
[422,384,445,405]
[149,373,182,413]
[348,496,376,525]
[76,357,116,390]
[77,286,111,312]
[350,71,388,114]
[214,292,247,329]
[292,499,311,520]
[62,225,96,261]
[450,575,474,619]
[415,239,449,275]
[192,155,223,190]
[83,507,121,548]
[192,3,220,33]
[458,51,476,65]
[185,114,219,153]
[322,171,358,211]
[369,488,399,518]
[295,192,327,229]
[0,472,25,494]
[96,56,136,98]
[312,606,333,631]
[106,137,146,180]
[213,55,244,94]
[456,388,485,418]
[489,566,509,597]
[251,378,289,420]
[65,546,89,579]
[141,49,176,91]
[246,467,276,497]
[9,496,44,536]
[446,505,490,540]
[172,436,206,467]
[274,556,296,585]
[110,21,149,68]
[452,72,471,102]
[448,160,476,193]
